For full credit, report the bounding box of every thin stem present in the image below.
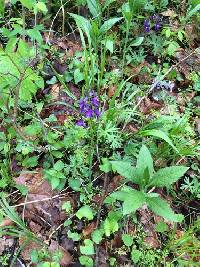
[122,20,131,73]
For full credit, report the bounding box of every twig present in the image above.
[45,0,70,44]
[61,0,65,37]
[11,193,68,208]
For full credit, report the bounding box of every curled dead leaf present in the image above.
[83,221,97,237]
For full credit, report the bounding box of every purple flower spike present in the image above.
[155,22,161,31]
[152,14,159,21]
[78,90,102,119]
[144,19,150,33]
[91,96,99,107]
[94,109,101,118]
[76,119,86,127]
[85,109,94,118]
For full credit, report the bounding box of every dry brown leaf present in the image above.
[161,9,177,17]
[50,83,60,100]
[57,37,82,57]
[124,123,139,133]
[139,205,161,249]
[15,169,67,228]
[19,239,42,262]
[0,218,13,227]
[107,175,123,193]
[83,221,97,237]
[108,85,117,98]
[139,97,162,114]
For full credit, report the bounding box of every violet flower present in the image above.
[76,119,86,128]
[144,19,150,33]
[76,90,101,127]
[155,22,161,31]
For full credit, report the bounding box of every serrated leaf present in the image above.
[54,160,65,171]
[131,249,141,264]
[103,217,118,237]
[110,188,146,215]
[111,161,139,183]
[136,145,154,178]
[68,230,81,241]
[79,255,93,267]
[140,129,179,153]
[76,205,94,220]
[100,17,122,33]
[122,234,133,247]
[150,166,189,187]
[146,196,184,222]
[80,239,94,255]
[92,229,103,244]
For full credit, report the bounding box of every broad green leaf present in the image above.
[79,256,93,267]
[36,2,48,14]
[92,229,103,244]
[80,239,94,255]
[74,68,84,84]
[62,201,71,213]
[20,76,38,101]
[131,249,141,264]
[122,234,133,247]
[27,28,43,43]
[110,188,146,215]
[87,0,101,18]
[22,156,38,168]
[146,196,184,222]
[103,211,121,236]
[111,161,139,183]
[103,217,118,237]
[20,0,34,10]
[68,230,81,241]
[99,158,112,173]
[100,17,122,33]
[5,37,18,53]
[130,37,144,46]
[76,205,94,220]
[122,190,145,215]
[150,166,189,187]
[54,160,65,171]
[167,41,180,56]
[102,39,114,53]
[136,145,154,178]
[155,222,168,233]
[51,177,60,189]
[140,129,179,153]
[69,13,92,46]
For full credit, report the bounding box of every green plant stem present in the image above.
[122,20,131,73]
